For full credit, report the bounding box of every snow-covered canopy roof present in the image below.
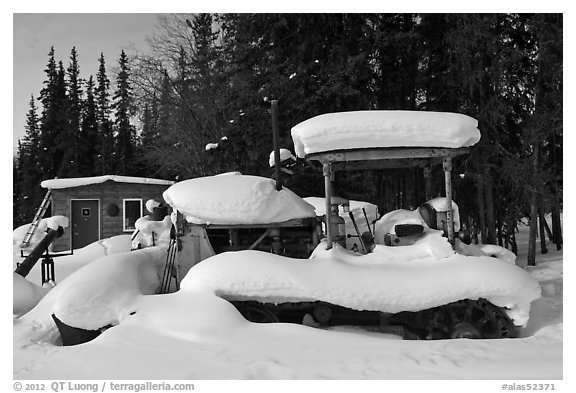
[163,173,316,225]
[291,110,481,158]
[41,175,174,190]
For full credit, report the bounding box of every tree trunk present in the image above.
[527,144,541,267]
[542,213,553,242]
[551,197,563,250]
[484,173,497,244]
[538,207,548,255]
[476,174,487,243]
[496,210,503,247]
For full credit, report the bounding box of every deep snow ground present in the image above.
[9,219,568,388]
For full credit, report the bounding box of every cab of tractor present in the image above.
[308,146,467,253]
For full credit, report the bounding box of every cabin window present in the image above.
[123,199,143,231]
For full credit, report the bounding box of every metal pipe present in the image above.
[15,226,64,278]
[323,163,333,249]
[443,157,455,246]
[271,100,282,191]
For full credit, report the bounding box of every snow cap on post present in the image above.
[268,149,296,167]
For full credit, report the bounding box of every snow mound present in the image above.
[291,110,481,157]
[183,243,541,326]
[13,273,51,317]
[45,247,166,330]
[163,174,316,225]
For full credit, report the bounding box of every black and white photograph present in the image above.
[10,6,566,388]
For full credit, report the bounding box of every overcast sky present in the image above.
[12,13,161,150]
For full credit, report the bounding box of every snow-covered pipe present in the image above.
[15,226,64,278]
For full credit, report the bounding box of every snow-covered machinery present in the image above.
[175,110,540,340]
[162,173,323,287]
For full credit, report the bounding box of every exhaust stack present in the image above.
[271,100,283,191]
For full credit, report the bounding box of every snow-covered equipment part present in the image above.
[183,242,541,339]
[145,199,161,213]
[268,148,296,167]
[373,197,460,247]
[291,110,481,158]
[162,173,322,280]
[163,174,316,225]
[42,246,166,345]
[15,226,64,279]
[15,216,71,284]
[207,108,543,339]
[292,110,480,248]
[13,219,71,316]
[327,196,349,248]
[131,215,172,250]
[166,109,538,341]
[304,197,378,252]
[419,197,461,234]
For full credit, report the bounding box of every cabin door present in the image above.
[71,199,100,249]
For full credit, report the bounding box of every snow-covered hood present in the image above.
[183,236,541,327]
[163,174,316,225]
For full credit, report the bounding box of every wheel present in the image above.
[427,299,518,339]
[312,303,332,324]
[450,321,482,339]
[234,302,279,323]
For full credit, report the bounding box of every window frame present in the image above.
[123,198,143,232]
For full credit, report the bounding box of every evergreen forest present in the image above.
[13,13,563,265]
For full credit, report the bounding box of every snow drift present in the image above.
[23,247,167,330]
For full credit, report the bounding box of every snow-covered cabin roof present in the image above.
[291,110,481,158]
[41,175,174,190]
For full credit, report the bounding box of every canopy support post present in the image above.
[323,162,333,250]
[424,166,432,201]
[443,157,455,246]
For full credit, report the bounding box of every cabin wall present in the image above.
[49,182,171,252]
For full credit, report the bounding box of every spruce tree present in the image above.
[37,47,58,177]
[38,47,68,180]
[113,50,136,175]
[58,47,83,177]
[79,76,99,175]
[96,53,115,174]
[15,96,43,225]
